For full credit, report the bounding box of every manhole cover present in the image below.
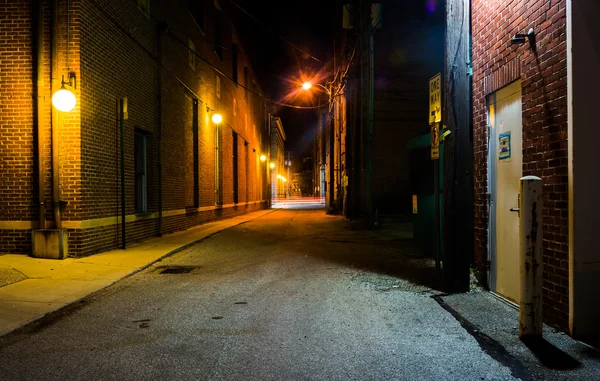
[155,265,201,274]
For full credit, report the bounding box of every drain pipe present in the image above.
[51,0,62,229]
[35,0,46,229]
[119,98,126,249]
[157,24,165,236]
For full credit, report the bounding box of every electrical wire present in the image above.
[91,0,322,110]
[228,0,324,64]
[167,31,326,109]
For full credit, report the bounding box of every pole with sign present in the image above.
[429,73,441,283]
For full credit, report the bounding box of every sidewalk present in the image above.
[0,209,275,336]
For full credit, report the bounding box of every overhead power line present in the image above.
[167,31,325,110]
[228,0,324,64]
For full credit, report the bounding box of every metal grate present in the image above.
[155,265,201,274]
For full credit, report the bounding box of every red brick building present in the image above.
[0,0,269,257]
[472,0,599,338]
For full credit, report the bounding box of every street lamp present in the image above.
[301,81,331,96]
[260,154,267,162]
[269,162,275,169]
[212,113,223,124]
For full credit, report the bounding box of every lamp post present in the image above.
[209,110,223,205]
[301,81,335,211]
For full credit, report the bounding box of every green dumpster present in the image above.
[407,133,443,258]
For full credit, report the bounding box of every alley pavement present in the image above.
[0,209,275,336]
[0,207,598,380]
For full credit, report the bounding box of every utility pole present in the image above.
[287,151,291,198]
[360,2,381,226]
[358,0,374,227]
[443,0,472,292]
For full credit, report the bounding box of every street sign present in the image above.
[412,195,418,214]
[431,123,440,160]
[429,73,441,124]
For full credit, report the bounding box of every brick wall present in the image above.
[0,2,34,222]
[0,0,50,253]
[0,0,268,256]
[472,0,569,329]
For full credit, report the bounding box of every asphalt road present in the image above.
[0,209,520,380]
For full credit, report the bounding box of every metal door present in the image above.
[488,80,522,304]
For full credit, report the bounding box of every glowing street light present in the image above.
[269,162,275,169]
[212,113,223,124]
[300,81,331,96]
[260,155,267,162]
[52,85,76,112]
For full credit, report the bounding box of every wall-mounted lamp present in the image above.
[511,28,535,48]
[269,162,275,169]
[206,105,223,124]
[52,73,77,112]
[260,155,267,162]
[211,113,223,124]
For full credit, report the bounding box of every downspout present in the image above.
[566,0,574,336]
[267,113,272,207]
[51,0,61,229]
[157,24,164,236]
[35,0,46,229]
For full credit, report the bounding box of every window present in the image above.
[232,44,238,83]
[185,0,205,31]
[233,131,239,203]
[244,66,249,102]
[193,99,199,208]
[134,131,147,213]
[137,0,150,19]
[214,7,223,60]
[233,98,237,116]
[216,74,220,99]
[188,38,196,70]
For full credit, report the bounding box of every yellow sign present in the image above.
[412,195,418,214]
[429,73,441,124]
[431,123,440,160]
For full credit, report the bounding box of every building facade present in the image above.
[269,116,286,200]
[472,0,599,337]
[0,0,269,257]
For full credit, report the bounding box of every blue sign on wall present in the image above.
[499,132,511,160]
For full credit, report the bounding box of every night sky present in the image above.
[228,0,445,159]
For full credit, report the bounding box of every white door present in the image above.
[488,80,522,304]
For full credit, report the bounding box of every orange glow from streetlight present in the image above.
[302,82,312,91]
[260,155,266,162]
[269,162,275,169]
